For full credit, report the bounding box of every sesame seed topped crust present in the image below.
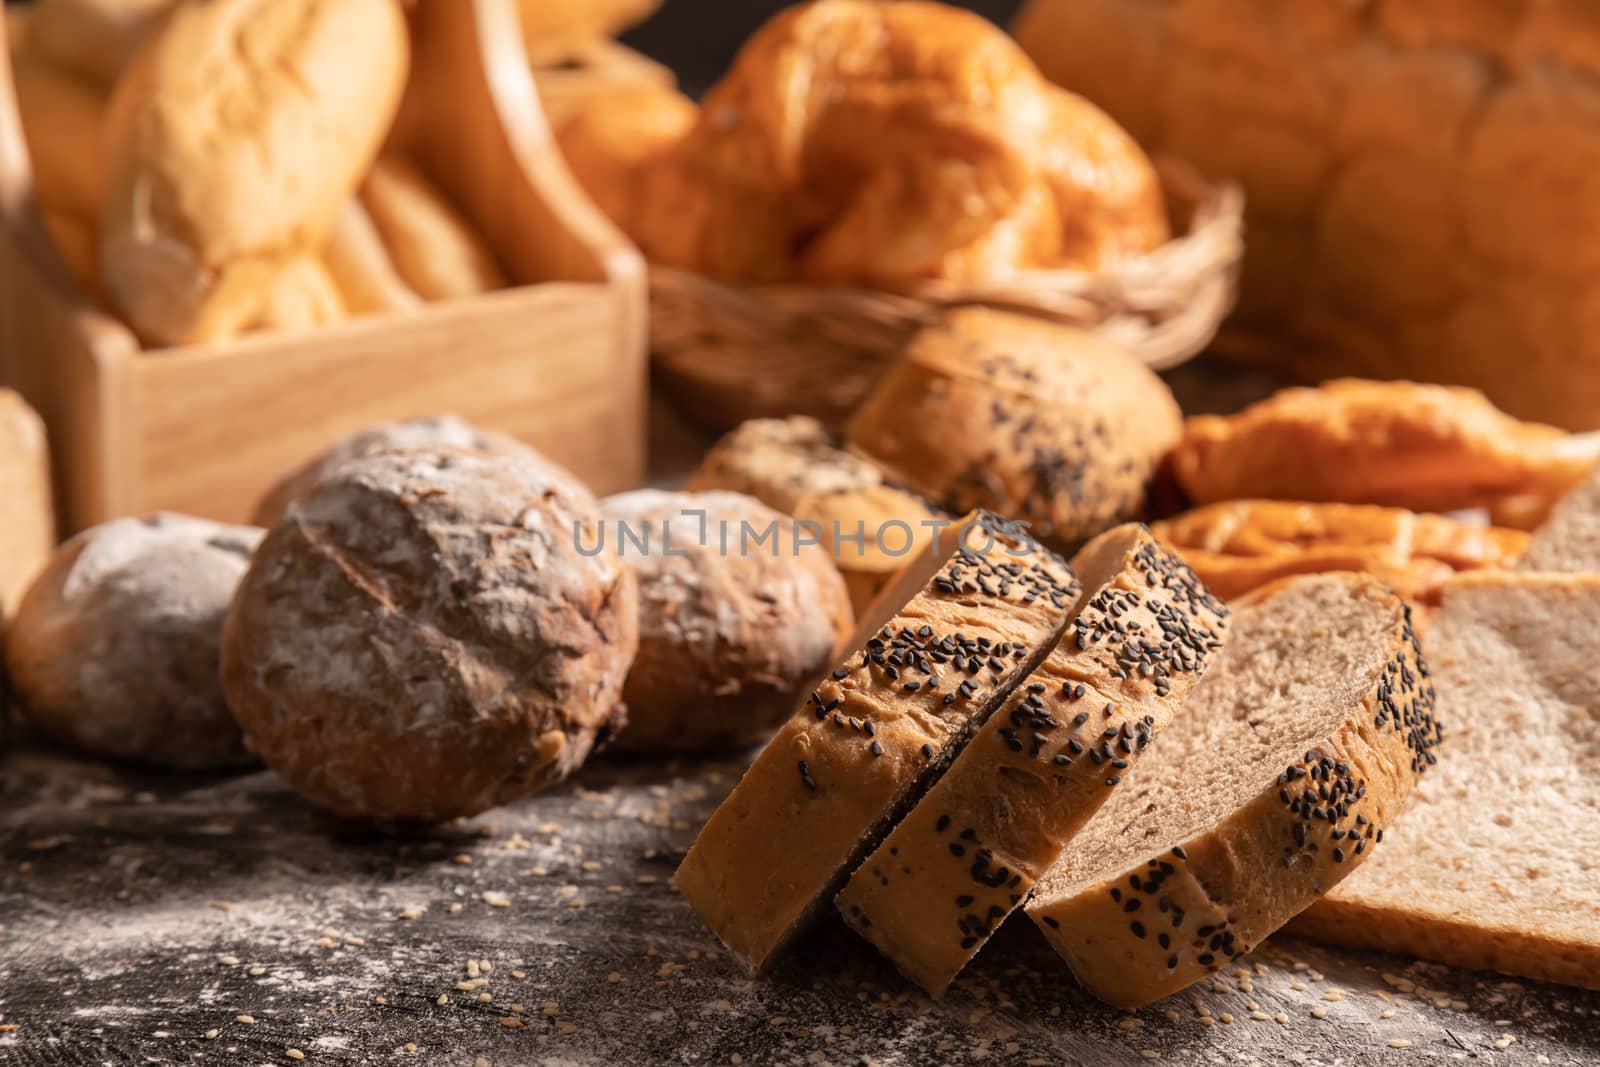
[834,524,1229,996]
[674,512,1078,973]
[1026,572,1438,1008]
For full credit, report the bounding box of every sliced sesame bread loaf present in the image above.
[1517,464,1600,573]
[1026,573,1440,1008]
[834,524,1229,996]
[675,513,1079,972]
[1291,573,1600,990]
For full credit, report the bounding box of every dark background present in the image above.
[621,0,1025,95]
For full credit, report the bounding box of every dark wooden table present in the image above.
[3,737,1598,1067]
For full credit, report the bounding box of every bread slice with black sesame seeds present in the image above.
[833,524,1229,996]
[675,512,1079,973]
[1291,573,1600,990]
[1026,572,1440,1008]
[1517,463,1600,573]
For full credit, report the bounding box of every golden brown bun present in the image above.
[360,156,507,301]
[516,0,661,65]
[846,308,1181,548]
[1013,0,1600,429]
[554,85,697,237]
[25,0,174,88]
[601,490,854,754]
[320,198,422,316]
[1153,500,1528,605]
[0,390,56,620]
[246,255,347,334]
[11,53,106,220]
[636,0,1165,285]
[99,0,410,346]
[1171,379,1597,513]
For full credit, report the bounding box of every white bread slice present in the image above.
[834,524,1229,996]
[1026,573,1440,1008]
[1517,465,1600,572]
[675,513,1079,973]
[1291,573,1600,990]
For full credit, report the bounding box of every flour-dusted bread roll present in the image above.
[686,416,950,614]
[246,255,347,333]
[600,489,854,754]
[26,0,174,88]
[222,447,637,821]
[100,0,410,345]
[836,524,1229,997]
[320,199,422,317]
[0,391,56,619]
[1291,573,1600,990]
[554,85,697,237]
[359,156,507,301]
[1026,573,1441,1008]
[846,308,1181,549]
[676,512,1079,972]
[1153,500,1528,606]
[5,513,261,769]
[252,414,576,528]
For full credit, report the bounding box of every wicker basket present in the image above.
[648,158,1245,432]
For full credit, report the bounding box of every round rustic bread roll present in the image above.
[222,447,637,821]
[4,513,262,768]
[252,414,582,528]
[845,307,1181,549]
[600,489,853,753]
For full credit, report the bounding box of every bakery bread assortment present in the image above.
[561,0,1168,287]
[1027,573,1440,1008]
[836,524,1229,996]
[846,308,1182,549]
[1153,500,1529,605]
[1291,573,1600,990]
[676,512,1079,971]
[600,489,854,753]
[6,513,261,769]
[685,415,950,613]
[0,390,56,620]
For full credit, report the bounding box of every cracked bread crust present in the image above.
[675,512,1078,973]
[221,446,637,822]
[1025,573,1439,1008]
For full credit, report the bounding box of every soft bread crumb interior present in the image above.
[1044,575,1398,894]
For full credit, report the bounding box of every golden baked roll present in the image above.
[845,308,1181,548]
[99,0,410,346]
[1171,378,1599,514]
[554,85,697,238]
[360,156,507,301]
[320,199,422,317]
[25,0,174,88]
[516,0,661,65]
[12,53,106,220]
[247,256,347,333]
[1152,500,1528,606]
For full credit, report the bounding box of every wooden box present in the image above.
[0,0,647,534]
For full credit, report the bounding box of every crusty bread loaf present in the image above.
[26,0,174,88]
[686,416,950,614]
[0,391,56,619]
[100,0,410,345]
[1026,572,1440,1008]
[554,85,697,237]
[360,156,507,301]
[516,0,661,65]
[6,514,260,768]
[1153,500,1528,605]
[676,512,1079,972]
[251,414,575,529]
[11,52,106,221]
[835,524,1228,996]
[1291,573,1600,990]
[222,447,636,821]
[320,199,422,316]
[1516,464,1600,573]
[246,255,347,333]
[1013,0,1600,430]
[1171,379,1598,513]
[600,489,854,753]
[846,308,1181,549]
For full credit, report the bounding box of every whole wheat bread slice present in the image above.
[1025,573,1440,1008]
[1291,573,1600,990]
[1518,464,1600,572]
[833,524,1229,996]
